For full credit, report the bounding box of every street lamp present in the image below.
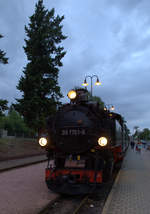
[82,75,101,97]
[104,104,115,111]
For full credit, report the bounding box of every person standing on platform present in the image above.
[136,142,142,154]
[130,141,135,150]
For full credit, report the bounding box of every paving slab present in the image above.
[102,147,150,214]
[0,162,59,214]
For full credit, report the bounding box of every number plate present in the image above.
[61,129,86,136]
[65,160,85,168]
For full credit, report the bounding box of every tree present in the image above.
[0,34,8,64]
[0,100,8,117]
[73,86,105,108]
[133,126,139,139]
[91,95,104,108]
[0,34,8,117]
[138,128,150,141]
[14,0,67,134]
[3,109,32,137]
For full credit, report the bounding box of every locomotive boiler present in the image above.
[39,88,129,195]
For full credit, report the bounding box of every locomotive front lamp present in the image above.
[95,77,101,86]
[98,137,108,146]
[67,90,77,100]
[39,137,48,147]
[82,79,88,86]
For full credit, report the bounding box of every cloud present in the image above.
[107,0,141,13]
[1,0,150,132]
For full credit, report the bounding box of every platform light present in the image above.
[98,137,108,146]
[105,104,115,111]
[67,90,77,100]
[39,137,48,147]
[82,75,101,97]
[82,79,88,86]
[110,105,115,111]
[95,77,101,86]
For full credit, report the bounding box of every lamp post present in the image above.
[104,104,115,111]
[82,75,101,97]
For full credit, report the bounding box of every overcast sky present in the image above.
[1,0,150,133]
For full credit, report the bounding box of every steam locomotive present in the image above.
[39,88,129,195]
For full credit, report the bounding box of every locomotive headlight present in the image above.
[67,90,77,100]
[98,137,108,146]
[39,137,48,147]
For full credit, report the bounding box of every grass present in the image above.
[0,137,46,160]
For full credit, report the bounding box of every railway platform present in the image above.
[0,154,47,171]
[102,145,150,214]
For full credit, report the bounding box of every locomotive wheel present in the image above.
[103,158,114,182]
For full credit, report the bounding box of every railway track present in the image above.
[39,194,89,214]
[39,164,120,214]
[39,182,114,214]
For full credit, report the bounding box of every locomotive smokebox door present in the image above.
[54,108,96,154]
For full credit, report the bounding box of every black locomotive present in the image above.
[39,88,129,195]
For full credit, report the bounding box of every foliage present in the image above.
[133,126,140,139]
[73,86,105,108]
[133,126,139,131]
[91,95,104,108]
[126,128,130,135]
[14,0,67,133]
[0,34,8,117]
[0,116,5,129]
[1,109,33,137]
[0,99,8,117]
[0,34,8,64]
[138,128,150,140]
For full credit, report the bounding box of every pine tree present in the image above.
[0,34,8,116]
[0,100,8,117]
[0,34,8,64]
[14,0,67,134]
